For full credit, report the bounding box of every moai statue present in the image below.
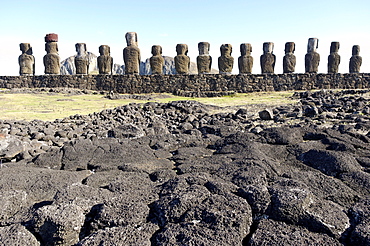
[19,43,35,75]
[283,42,296,73]
[328,42,340,73]
[260,42,276,74]
[349,45,362,73]
[75,43,89,74]
[305,38,320,73]
[197,42,212,74]
[150,45,164,74]
[97,45,113,74]
[174,44,190,74]
[238,43,253,74]
[43,33,60,74]
[123,32,141,74]
[218,44,234,74]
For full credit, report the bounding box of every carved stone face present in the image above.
[99,45,110,56]
[152,45,162,56]
[198,42,210,55]
[75,43,87,57]
[220,44,232,56]
[352,45,360,56]
[263,42,274,54]
[330,42,340,53]
[240,43,252,55]
[45,42,58,53]
[285,42,295,53]
[307,38,319,53]
[176,44,188,55]
[126,32,138,46]
[20,43,32,55]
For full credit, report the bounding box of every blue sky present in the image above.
[1,0,370,75]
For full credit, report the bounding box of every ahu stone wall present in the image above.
[0,73,369,95]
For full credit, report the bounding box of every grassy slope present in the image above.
[0,91,296,121]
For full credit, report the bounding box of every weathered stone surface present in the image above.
[238,43,253,74]
[175,44,190,74]
[43,33,60,75]
[75,43,89,74]
[350,45,362,73]
[218,44,234,74]
[61,52,98,75]
[283,42,296,73]
[259,109,273,120]
[150,45,164,74]
[33,203,85,246]
[0,224,40,246]
[248,219,341,245]
[19,43,35,75]
[123,32,141,74]
[197,42,212,74]
[97,45,113,74]
[305,38,320,73]
[260,42,276,74]
[328,42,340,73]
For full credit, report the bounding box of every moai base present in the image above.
[260,42,276,74]
[305,38,320,73]
[174,44,190,74]
[328,42,340,73]
[218,44,234,74]
[43,33,60,75]
[75,43,89,74]
[283,42,296,73]
[123,32,141,75]
[349,45,362,73]
[150,45,164,75]
[238,43,253,74]
[98,45,113,74]
[197,42,212,74]
[19,43,35,75]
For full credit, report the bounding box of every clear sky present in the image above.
[1,0,370,75]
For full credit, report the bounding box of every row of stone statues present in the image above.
[18,33,363,76]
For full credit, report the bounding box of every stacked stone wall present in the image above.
[0,73,369,95]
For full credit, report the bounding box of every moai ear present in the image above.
[250,45,252,53]
[316,39,319,49]
[160,46,162,54]
[108,46,110,54]
[84,43,87,52]
[185,44,188,56]
[293,43,295,53]
[135,32,138,44]
[29,47,33,55]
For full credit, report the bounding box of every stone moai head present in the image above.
[44,33,59,53]
[151,45,162,56]
[240,43,252,56]
[176,44,188,55]
[75,43,87,57]
[220,44,232,56]
[352,45,360,56]
[20,43,32,55]
[126,32,138,46]
[285,42,295,54]
[307,38,319,53]
[330,42,340,53]
[198,42,210,55]
[263,42,274,54]
[99,45,110,56]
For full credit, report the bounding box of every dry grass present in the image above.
[0,90,298,121]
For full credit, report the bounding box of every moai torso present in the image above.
[328,42,340,73]
[43,34,60,74]
[97,45,113,74]
[123,32,141,74]
[349,45,362,73]
[238,43,253,74]
[218,44,234,74]
[283,42,296,73]
[19,43,35,75]
[197,42,212,74]
[150,45,164,74]
[305,38,320,73]
[260,42,276,74]
[174,44,190,74]
[75,43,88,74]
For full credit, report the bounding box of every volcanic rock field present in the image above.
[0,89,369,245]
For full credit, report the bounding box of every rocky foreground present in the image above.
[0,89,369,245]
